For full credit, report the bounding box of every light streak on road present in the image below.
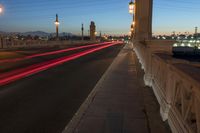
[0,42,123,86]
[0,42,112,63]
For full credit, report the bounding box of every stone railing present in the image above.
[0,39,97,49]
[133,40,200,133]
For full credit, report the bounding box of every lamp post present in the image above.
[129,0,135,39]
[54,14,60,40]
[81,23,84,41]
[0,5,4,48]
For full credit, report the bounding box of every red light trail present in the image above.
[0,42,111,63]
[0,42,123,86]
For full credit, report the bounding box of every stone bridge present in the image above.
[132,0,200,133]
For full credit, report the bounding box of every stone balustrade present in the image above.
[133,40,200,133]
[0,39,97,49]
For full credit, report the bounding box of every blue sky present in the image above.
[0,0,200,35]
[153,0,200,35]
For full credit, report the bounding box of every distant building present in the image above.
[90,21,96,41]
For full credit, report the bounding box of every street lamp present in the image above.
[0,5,4,48]
[132,21,135,26]
[95,31,97,36]
[0,4,3,14]
[81,23,84,41]
[54,14,60,40]
[128,0,135,40]
[129,0,134,14]
[0,7,2,14]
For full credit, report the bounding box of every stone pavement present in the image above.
[63,43,171,133]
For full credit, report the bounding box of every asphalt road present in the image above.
[0,44,124,133]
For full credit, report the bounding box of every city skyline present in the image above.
[0,0,200,35]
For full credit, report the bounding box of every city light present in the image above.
[187,43,191,47]
[173,43,178,47]
[181,43,185,47]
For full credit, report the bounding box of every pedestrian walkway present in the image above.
[63,43,171,133]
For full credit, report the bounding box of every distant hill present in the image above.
[20,31,50,37]
[0,31,6,34]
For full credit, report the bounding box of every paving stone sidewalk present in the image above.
[63,43,171,133]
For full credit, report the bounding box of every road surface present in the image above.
[0,43,124,133]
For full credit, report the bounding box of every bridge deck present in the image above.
[63,43,170,133]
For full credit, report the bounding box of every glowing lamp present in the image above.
[131,28,134,32]
[55,21,60,25]
[0,5,3,14]
[129,1,134,14]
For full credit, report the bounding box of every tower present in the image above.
[134,0,153,41]
[90,21,96,41]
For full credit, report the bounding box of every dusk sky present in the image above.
[0,0,200,35]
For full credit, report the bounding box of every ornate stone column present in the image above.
[135,0,153,41]
[90,21,96,41]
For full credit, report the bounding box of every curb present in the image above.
[62,44,127,133]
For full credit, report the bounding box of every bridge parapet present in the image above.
[0,39,97,49]
[133,40,200,133]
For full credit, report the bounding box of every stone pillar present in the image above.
[90,21,96,41]
[135,0,152,41]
